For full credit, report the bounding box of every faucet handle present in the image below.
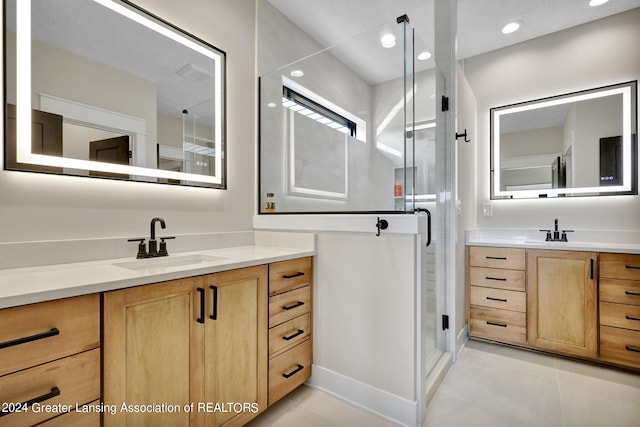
[128,238,148,259]
[560,230,574,242]
[158,236,176,257]
[539,229,552,241]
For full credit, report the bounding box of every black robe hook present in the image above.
[455,129,470,143]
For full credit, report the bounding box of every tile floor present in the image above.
[248,340,640,426]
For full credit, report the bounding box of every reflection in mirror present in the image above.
[4,0,226,188]
[490,81,637,199]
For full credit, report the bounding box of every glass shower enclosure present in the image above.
[258,10,445,414]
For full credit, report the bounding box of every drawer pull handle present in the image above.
[283,301,304,310]
[197,288,205,324]
[283,329,304,341]
[625,291,640,296]
[282,364,304,379]
[625,315,640,321]
[486,297,507,302]
[283,272,305,279]
[486,256,507,260]
[0,327,60,349]
[486,321,507,328]
[625,346,640,353]
[486,277,507,281]
[210,286,218,320]
[625,265,640,270]
[0,387,61,418]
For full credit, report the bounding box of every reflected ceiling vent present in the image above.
[176,63,212,83]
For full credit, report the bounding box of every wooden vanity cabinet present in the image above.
[267,257,313,406]
[599,253,640,368]
[103,266,268,427]
[467,246,527,344]
[527,249,598,358]
[0,294,100,427]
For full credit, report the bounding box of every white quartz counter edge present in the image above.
[466,239,640,254]
[0,245,316,309]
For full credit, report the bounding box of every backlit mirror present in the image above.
[4,0,226,188]
[490,81,637,199]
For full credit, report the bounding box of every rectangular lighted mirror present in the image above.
[490,81,637,199]
[4,0,226,188]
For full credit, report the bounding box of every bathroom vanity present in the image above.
[466,232,640,371]
[0,237,314,426]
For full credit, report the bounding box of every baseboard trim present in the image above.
[307,364,419,427]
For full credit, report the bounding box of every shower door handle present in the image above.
[425,209,431,247]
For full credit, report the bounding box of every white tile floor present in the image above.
[248,340,640,427]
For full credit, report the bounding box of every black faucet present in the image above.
[127,217,174,258]
[540,218,573,242]
[148,217,166,257]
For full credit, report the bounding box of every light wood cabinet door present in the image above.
[103,276,206,427]
[527,250,598,358]
[204,266,268,427]
[103,267,267,427]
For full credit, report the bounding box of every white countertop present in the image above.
[0,245,315,309]
[466,228,640,254]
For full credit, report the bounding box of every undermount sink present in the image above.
[524,240,594,248]
[114,254,228,271]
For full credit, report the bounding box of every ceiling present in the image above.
[267,0,640,84]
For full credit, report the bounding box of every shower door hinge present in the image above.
[442,314,449,330]
[441,96,449,112]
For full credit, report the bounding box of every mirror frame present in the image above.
[4,0,227,188]
[490,81,637,200]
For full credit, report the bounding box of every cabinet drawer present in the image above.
[269,313,311,358]
[269,286,311,327]
[39,401,101,427]
[470,286,526,312]
[600,326,640,369]
[0,349,100,427]
[469,246,525,270]
[469,306,526,344]
[268,339,311,405]
[600,253,640,281]
[600,278,640,305]
[600,302,640,332]
[269,257,312,296]
[0,294,100,376]
[469,267,525,291]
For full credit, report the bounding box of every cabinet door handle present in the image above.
[0,387,60,418]
[590,259,594,280]
[283,272,305,279]
[625,346,640,353]
[486,321,507,328]
[486,297,507,302]
[0,327,60,349]
[486,256,507,260]
[625,291,640,296]
[625,265,640,270]
[282,329,304,341]
[210,286,218,320]
[282,364,304,379]
[485,277,507,281]
[197,288,205,324]
[283,301,304,310]
[625,315,640,322]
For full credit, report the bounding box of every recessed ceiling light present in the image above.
[380,33,396,48]
[417,51,432,61]
[589,0,609,6]
[290,70,304,77]
[501,21,521,34]
[267,102,276,108]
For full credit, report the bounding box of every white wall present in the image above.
[463,8,640,231]
[0,0,256,243]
